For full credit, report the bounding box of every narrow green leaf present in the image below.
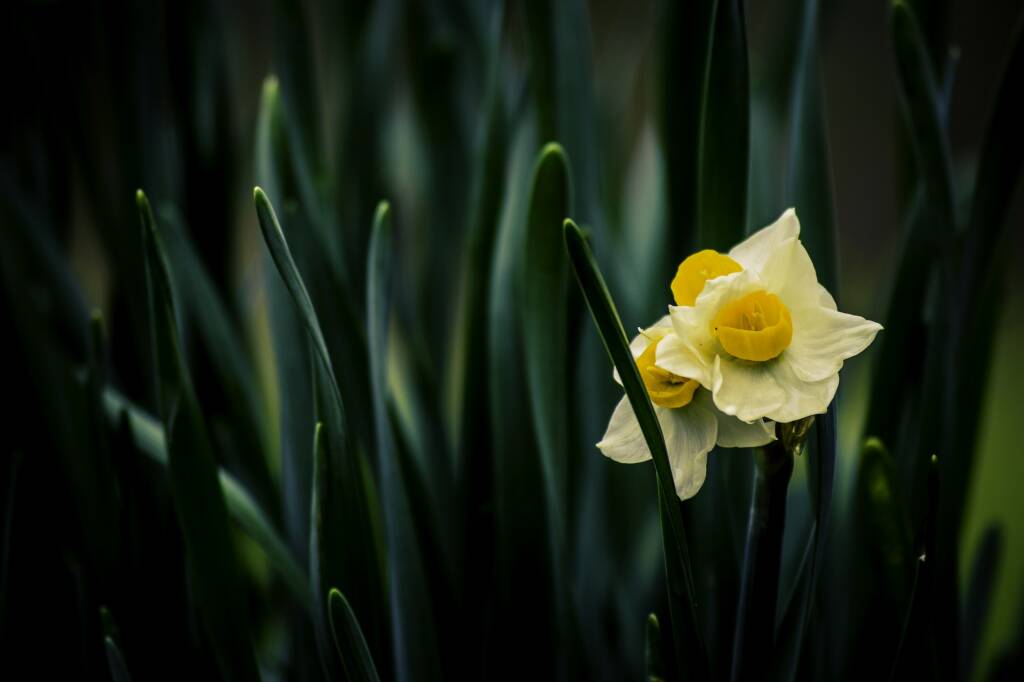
[698,0,750,248]
[960,18,1023,305]
[158,206,277,513]
[962,525,1003,679]
[101,388,313,613]
[104,637,132,682]
[891,5,960,672]
[254,187,342,413]
[891,1,955,228]
[838,438,915,678]
[255,186,386,669]
[890,454,940,681]
[646,613,666,682]
[328,588,381,682]
[487,123,560,675]
[521,142,572,570]
[367,202,441,679]
[946,17,1023,542]
[770,403,837,681]
[784,0,837,294]
[138,190,260,681]
[564,219,708,680]
[658,0,715,267]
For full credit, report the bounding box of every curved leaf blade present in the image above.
[367,202,441,679]
[564,219,708,680]
[328,588,381,682]
[138,190,260,681]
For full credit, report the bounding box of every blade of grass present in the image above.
[487,122,559,676]
[646,613,666,682]
[520,141,572,589]
[962,525,1003,679]
[367,202,441,679]
[564,219,708,680]
[784,0,837,295]
[138,190,260,681]
[328,588,381,682]
[698,0,750,248]
[104,636,132,682]
[890,454,940,681]
[770,403,837,680]
[891,4,960,673]
[101,388,312,613]
[158,205,277,513]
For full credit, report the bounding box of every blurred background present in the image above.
[2,0,1022,679]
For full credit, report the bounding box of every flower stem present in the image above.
[730,440,794,682]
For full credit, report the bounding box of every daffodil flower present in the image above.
[598,316,776,500]
[657,209,882,423]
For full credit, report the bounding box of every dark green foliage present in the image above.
[2,1,1020,680]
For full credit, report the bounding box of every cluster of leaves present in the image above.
[1,0,1021,680]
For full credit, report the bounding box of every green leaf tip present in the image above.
[863,436,889,456]
[373,200,391,224]
[253,186,267,205]
[539,141,567,162]
[135,188,148,210]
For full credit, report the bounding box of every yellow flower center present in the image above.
[712,290,793,362]
[637,337,699,408]
[671,250,743,306]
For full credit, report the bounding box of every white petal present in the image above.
[757,237,828,311]
[728,208,800,275]
[710,354,788,423]
[817,284,837,311]
[613,315,673,385]
[764,360,840,423]
[597,396,652,463]
[691,390,776,447]
[786,306,883,383]
[662,401,718,500]
[655,331,711,387]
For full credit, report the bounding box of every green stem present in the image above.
[731,441,794,682]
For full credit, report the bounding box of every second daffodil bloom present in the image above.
[598,316,776,500]
[657,209,882,423]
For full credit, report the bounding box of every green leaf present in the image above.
[104,637,132,682]
[960,18,1023,305]
[138,190,260,681]
[698,0,750,249]
[946,17,1023,542]
[563,219,708,680]
[891,4,961,670]
[256,77,318,563]
[891,1,955,228]
[487,123,560,675]
[890,454,940,680]
[771,403,837,681]
[658,0,715,268]
[328,588,381,682]
[784,0,837,294]
[254,187,342,415]
[367,202,441,679]
[102,388,313,613]
[158,205,277,514]
[646,613,666,682]
[521,142,572,566]
[255,187,386,672]
[962,525,1004,679]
